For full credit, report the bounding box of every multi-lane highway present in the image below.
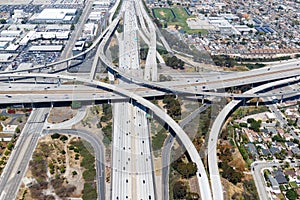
[0,107,50,200]
[0,0,298,199]
[111,101,156,199]
[0,71,299,200]
[111,1,157,197]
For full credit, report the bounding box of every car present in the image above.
[17,170,21,174]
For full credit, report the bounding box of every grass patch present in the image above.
[82,183,97,200]
[290,181,298,188]
[172,7,189,21]
[153,7,207,34]
[71,140,97,198]
[153,8,174,21]
[170,8,207,34]
[152,129,167,152]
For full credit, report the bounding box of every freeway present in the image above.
[111,101,156,199]
[1,73,299,99]
[44,129,105,200]
[207,77,300,200]
[251,161,282,200]
[0,107,50,200]
[111,1,156,198]
[0,75,299,199]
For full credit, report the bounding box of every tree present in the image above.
[70,23,75,31]
[15,127,20,134]
[221,162,243,184]
[173,181,187,199]
[51,133,60,139]
[0,19,6,24]
[286,189,297,200]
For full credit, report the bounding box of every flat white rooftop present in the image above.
[33,8,77,21]
[28,45,63,52]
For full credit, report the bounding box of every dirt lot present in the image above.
[48,107,77,124]
[18,135,85,199]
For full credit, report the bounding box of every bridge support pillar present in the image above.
[34,77,37,84]
[51,102,53,108]
[201,96,204,104]
[243,99,246,106]
[67,61,70,71]
[256,98,259,107]
[280,95,283,104]
[57,78,61,86]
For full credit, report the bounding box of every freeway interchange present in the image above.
[0,0,299,199]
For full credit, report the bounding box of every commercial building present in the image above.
[0,53,13,62]
[0,30,22,37]
[28,45,63,52]
[72,41,85,59]
[29,8,77,23]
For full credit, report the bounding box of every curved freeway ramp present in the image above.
[208,76,300,200]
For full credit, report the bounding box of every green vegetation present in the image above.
[152,129,167,152]
[163,95,181,121]
[165,55,185,69]
[212,55,235,67]
[101,103,112,122]
[173,181,187,199]
[232,106,269,120]
[82,183,97,200]
[244,63,266,70]
[102,122,112,146]
[51,133,60,139]
[100,103,113,146]
[153,8,174,21]
[70,140,97,200]
[152,7,207,34]
[220,162,243,184]
[139,45,149,60]
[219,144,244,184]
[232,179,259,199]
[171,156,197,179]
[286,189,298,200]
[289,181,298,188]
[0,115,8,121]
[71,101,82,109]
[15,127,21,134]
[0,19,6,24]
[272,134,285,142]
[60,135,68,142]
[236,55,292,62]
[196,107,211,138]
[247,118,262,132]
